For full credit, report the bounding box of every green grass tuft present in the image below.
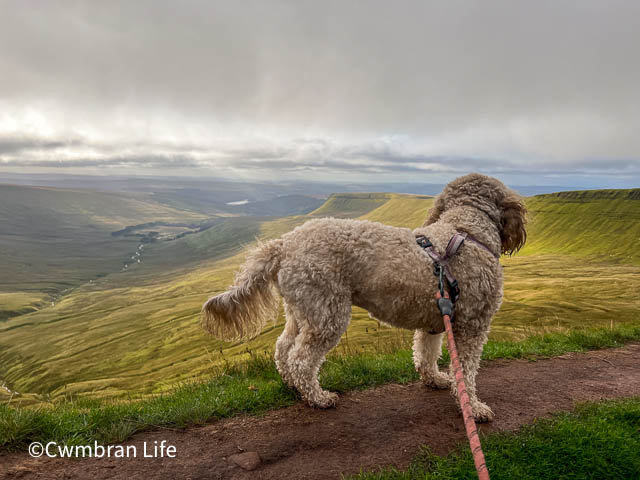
[483,324,640,360]
[0,355,298,450]
[351,397,640,480]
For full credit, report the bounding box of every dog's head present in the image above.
[424,173,527,256]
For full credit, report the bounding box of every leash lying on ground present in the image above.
[416,232,490,480]
[437,290,490,480]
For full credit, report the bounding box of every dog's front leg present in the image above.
[412,329,451,389]
[449,329,494,422]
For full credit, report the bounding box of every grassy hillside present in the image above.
[0,184,205,230]
[521,189,640,264]
[0,189,638,404]
[0,184,206,299]
[310,193,390,218]
[0,193,429,402]
[359,194,433,228]
[0,184,325,301]
[0,292,50,321]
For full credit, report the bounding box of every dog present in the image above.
[201,173,526,421]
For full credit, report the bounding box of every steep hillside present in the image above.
[521,189,640,264]
[359,194,433,228]
[309,193,390,218]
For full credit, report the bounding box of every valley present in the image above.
[0,184,638,405]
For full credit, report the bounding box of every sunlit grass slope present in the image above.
[521,189,640,264]
[310,193,390,218]
[0,292,50,321]
[0,189,638,404]
[359,194,433,228]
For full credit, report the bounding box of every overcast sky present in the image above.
[1,0,639,187]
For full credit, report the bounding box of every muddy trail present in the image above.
[2,344,639,480]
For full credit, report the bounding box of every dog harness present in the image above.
[416,232,496,316]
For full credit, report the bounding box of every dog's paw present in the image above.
[307,391,339,409]
[422,372,452,390]
[471,401,494,423]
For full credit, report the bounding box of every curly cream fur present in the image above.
[201,239,282,341]
[201,173,527,420]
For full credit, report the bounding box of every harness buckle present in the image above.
[416,235,432,249]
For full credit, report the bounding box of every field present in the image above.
[0,186,638,405]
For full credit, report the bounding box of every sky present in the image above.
[0,0,639,187]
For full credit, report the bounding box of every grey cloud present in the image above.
[0,1,639,184]
[2,1,638,130]
[3,138,638,181]
[0,155,202,169]
[0,135,84,155]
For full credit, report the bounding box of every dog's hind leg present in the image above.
[286,295,351,408]
[274,302,299,388]
[412,329,451,389]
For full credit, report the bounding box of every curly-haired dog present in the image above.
[202,173,526,421]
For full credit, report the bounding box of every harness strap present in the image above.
[466,234,499,259]
[416,234,466,299]
[419,232,467,265]
[416,231,494,306]
[444,232,467,261]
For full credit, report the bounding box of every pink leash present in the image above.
[438,291,490,480]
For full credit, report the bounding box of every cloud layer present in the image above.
[1,1,639,185]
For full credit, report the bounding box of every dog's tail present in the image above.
[201,238,283,341]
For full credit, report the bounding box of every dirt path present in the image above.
[2,344,639,480]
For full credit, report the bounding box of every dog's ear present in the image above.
[423,195,445,226]
[500,190,527,255]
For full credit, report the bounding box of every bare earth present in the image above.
[2,344,639,480]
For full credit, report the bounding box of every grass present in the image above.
[359,194,433,228]
[520,189,640,265]
[1,190,639,403]
[0,183,206,295]
[2,186,639,472]
[0,292,49,321]
[2,324,639,453]
[350,397,640,479]
[1,252,636,403]
[0,193,437,401]
[310,193,391,218]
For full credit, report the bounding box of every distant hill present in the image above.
[0,184,206,296]
[309,193,390,218]
[0,184,326,298]
[231,194,324,216]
